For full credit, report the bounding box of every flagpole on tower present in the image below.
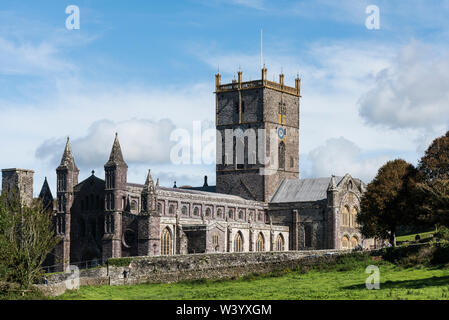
[260,29,263,70]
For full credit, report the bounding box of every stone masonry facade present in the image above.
[1,67,374,272]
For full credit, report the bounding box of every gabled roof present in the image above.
[74,174,105,192]
[270,177,344,203]
[38,177,53,210]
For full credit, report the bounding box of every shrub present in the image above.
[434,226,449,240]
[431,242,449,265]
[107,257,133,267]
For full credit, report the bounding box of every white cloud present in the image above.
[0,37,75,75]
[358,40,449,132]
[35,118,178,169]
[301,137,392,182]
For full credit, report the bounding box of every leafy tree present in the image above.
[416,131,449,227]
[358,159,417,247]
[0,192,59,288]
[418,131,449,181]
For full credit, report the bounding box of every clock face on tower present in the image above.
[277,127,286,139]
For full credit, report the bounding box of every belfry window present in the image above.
[279,141,286,170]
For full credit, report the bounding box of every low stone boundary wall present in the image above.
[36,249,354,296]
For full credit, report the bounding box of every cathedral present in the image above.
[1,68,374,271]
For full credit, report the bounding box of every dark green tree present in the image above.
[358,159,417,246]
[0,192,59,289]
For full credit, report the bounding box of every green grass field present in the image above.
[397,231,435,242]
[58,255,449,300]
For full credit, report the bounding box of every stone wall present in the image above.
[37,249,352,296]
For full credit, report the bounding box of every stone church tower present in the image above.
[55,138,79,271]
[215,68,301,202]
[102,133,128,260]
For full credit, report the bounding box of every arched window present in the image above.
[341,206,350,227]
[217,209,222,218]
[205,208,211,217]
[351,207,359,227]
[348,180,353,191]
[350,236,358,249]
[256,233,265,252]
[341,236,349,249]
[169,205,175,215]
[213,233,219,251]
[257,212,262,221]
[234,232,243,252]
[276,234,285,251]
[161,228,172,255]
[278,141,285,170]
[228,210,233,219]
[157,203,162,214]
[238,210,244,220]
[193,207,199,216]
[182,206,188,215]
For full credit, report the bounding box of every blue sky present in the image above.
[1,0,449,196]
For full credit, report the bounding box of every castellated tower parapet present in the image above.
[215,68,301,202]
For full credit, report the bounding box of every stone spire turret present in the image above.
[105,133,127,167]
[328,175,337,191]
[144,169,155,193]
[58,137,78,171]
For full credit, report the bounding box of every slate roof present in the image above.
[127,183,244,201]
[270,177,344,203]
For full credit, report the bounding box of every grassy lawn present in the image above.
[58,256,449,300]
[397,231,435,242]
